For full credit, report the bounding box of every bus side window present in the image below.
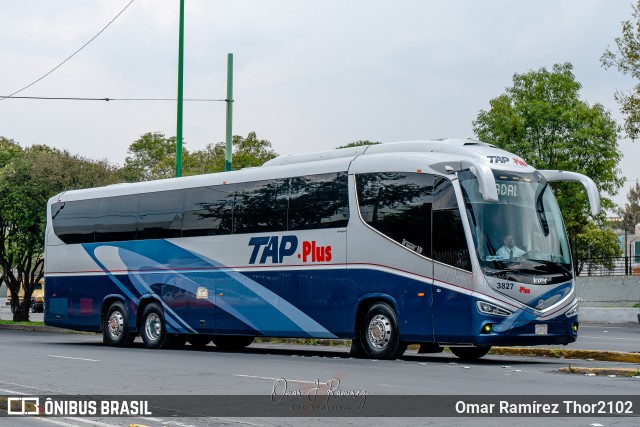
[356,172,433,258]
[95,195,140,243]
[138,190,185,239]
[52,199,98,244]
[182,186,233,237]
[233,179,288,234]
[288,172,349,230]
[432,178,471,271]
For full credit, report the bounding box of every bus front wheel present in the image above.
[140,302,171,349]
[361,302,406,359]
[450,346,491,360]
[103,301,135,347]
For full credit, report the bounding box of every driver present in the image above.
[496,234,526,260]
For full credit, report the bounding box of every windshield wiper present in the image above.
[534,183,550,236]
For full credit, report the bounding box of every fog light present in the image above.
[573,324,579,333]
[482,324,493,334]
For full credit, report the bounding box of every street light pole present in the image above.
[175,0,185,178]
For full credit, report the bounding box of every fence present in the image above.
[576,257,640,277]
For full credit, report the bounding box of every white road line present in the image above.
[48,355,99,362]
[32,418,83,427]
[140,416,267,427]
[66,417,121,427]
[0,387,27,394]
[233,374,316,384]
[0,380,69,394]
[580,335,640,341]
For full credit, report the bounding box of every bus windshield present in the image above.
[458,170,572,280]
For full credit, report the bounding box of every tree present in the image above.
[573,223,623,276]
[123,132,180,181]
[601,0,640,141]
[336,140,381,149]
[473,63,624,253]
[186,131,278,175]
[0,145,122,321]
[620,182,640,234]
[123,131,277,180]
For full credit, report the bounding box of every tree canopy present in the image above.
[620,182,640,233]
[123,131,277,181]
[0,144,123,320]
[601,0,640,141]
[472,63,623,271]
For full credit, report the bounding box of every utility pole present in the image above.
[175,0,185,177]
[225,53,234,171]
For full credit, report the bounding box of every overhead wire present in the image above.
[0,0,136,101]
[0,96,227,102]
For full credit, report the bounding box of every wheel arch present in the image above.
[352,293,400,340]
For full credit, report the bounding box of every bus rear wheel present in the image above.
[212,336,254,350]
[104,301,135,347]
[140,302,172,349]
[450,346,491,360]
[361,302,406,359]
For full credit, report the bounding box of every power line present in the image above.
[0,0,135,102]
[0,95,227,102]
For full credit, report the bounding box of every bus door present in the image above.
[431,178,473,343]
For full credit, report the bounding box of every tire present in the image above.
[211,335,254,350]
[140,302,172,349]
[104,301,136,347]
[450,346,491,361]
[360,302,406,359]
[187,335,212,348]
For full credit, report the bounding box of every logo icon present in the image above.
[7,397,40,415]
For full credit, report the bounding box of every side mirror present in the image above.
[539,170,601,217]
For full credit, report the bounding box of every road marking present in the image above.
[48,355,99,362]
[67,417,121,427]
[580,335,640,341]
[233,374,316,384]
[0,387,26,394]
[33,418,84,427]
[140,416,266,427]
[0,380,68,394]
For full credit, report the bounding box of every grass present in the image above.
[559,366,640,377]
[0,320,44,326]
[490,347,640,363]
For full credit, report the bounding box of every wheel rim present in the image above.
[145,313,162,342]
[367,314,392,349]
[108,311,124,339]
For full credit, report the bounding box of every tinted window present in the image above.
[356,172,433,257]
[432,178,471,271]
[52,200,97,244]
[95,195,140,242]
[289,172,349,230]
[138,190,184,239]
[182,186,234,237]
[233,179,288,234]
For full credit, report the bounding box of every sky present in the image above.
[0,0,639,208]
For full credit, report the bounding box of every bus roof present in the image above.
[49,138,534,204]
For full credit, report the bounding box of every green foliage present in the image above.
[573,222,623,276]
[123,132,179,181]
[472,63,623,246]
[336,140,381,149]
[0,144,122,321]
[601,0,640,141]
[124,131,278,181]
[619,182,640,233]
[188,131,278,175]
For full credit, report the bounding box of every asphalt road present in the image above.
[1,329,640,427]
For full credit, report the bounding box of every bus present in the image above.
[44,139,600,360]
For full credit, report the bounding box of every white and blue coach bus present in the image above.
[44,139,600,360]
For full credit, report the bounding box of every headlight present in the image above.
[565,304,578,318]
[477,301,512,317]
